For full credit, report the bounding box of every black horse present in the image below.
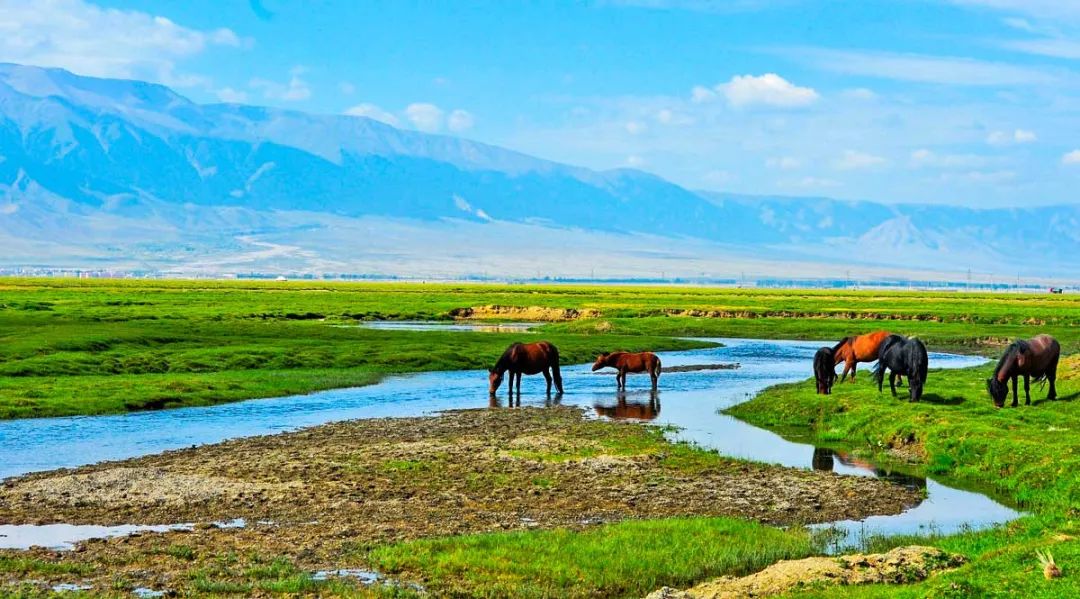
[873,335,928,402]
[987,334,1059,408]
[813,347,837,394]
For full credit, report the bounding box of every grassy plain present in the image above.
[2,278,1079,597]
[725,361,1080,598]
[3,277,1080,418]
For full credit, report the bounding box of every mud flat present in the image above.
[0,408,918,596]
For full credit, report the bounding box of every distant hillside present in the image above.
[0,63,1077,280]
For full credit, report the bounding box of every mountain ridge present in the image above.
[1,63,1077,280]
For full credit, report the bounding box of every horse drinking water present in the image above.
[592,351,662,390]
[987,335,1060,408]
[488,341,563,399]
[833,331,893,382]
[873,335,928,402]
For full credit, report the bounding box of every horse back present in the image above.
[1020,335,1060,375]
[854,331,891,361]
[616,351,657,373]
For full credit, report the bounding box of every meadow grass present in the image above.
[3,278,1078,418]
[726,364,1080,598]
[366,517,816,598]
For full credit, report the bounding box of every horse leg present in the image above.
[1010,375,1018,408]
[543,368,552,395]
[1023,374,1031,406]
[889,372,898,397]
[619,368,627,389]
[1048,356,1059,401]
[848,360,857,382]
[516,371,522,397]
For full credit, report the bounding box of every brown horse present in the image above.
[488,341,563,398]
[833,331,893,382]
[593,390,660,420]
[987,334,1060,408]
[592,351,662,389]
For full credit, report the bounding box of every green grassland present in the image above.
[2,277,1079,418]
[2,278,1079,596]
[724,364,1080,598]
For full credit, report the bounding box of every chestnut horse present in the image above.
[592,351,662,390]
[987,334,1060,408]
[833,331,893,382]
[488,341,563,398]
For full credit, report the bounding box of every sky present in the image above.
[2,0,1080,207]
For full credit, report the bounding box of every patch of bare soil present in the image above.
[0,408,919,596]
[449,305,601,321]
[648,545,966,599]
[1060,354,1080,381]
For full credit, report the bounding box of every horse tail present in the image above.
[550,345,564,393]
[873,358,886,388]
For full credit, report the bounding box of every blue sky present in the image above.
[3,0,1080,206]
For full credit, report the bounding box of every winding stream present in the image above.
[0,335,1017,551]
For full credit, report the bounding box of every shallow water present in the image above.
[354,320,535,332]
[0,337,1016,551]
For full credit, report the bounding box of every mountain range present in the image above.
[1,63,1077,282]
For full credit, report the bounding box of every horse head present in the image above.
[591,352,611,371]
[488,368,504,395]
[986,377,1008,408]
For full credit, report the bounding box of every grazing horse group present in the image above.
[813,329,1061,408]
[488,342,659,398]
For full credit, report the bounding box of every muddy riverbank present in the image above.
[0,408,918,596]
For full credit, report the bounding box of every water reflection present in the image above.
[592,389,661,421]
[812,447,926,491]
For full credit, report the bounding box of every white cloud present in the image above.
[842,87,878,100]
[654,108,694,126]
[790,47,1059,86]
[1063,150,1080,165]
[702,169,737,186]
[216,87,247,103]
[344,103,399,126]
[405,102,444,132]
[986,128,1037,145]
[766,156,802,170]
[626,154,646,167]
[939,169,1017,184]
[782,176,841,189]
[834,150,887,170]
[717,73,819,108]
[950,1,1080,23]
[0,0,243,86]
[911,149,993,169]
[447,109,475,132]
[624,120,647,135]
[690,85,716,103]
[250,66,311,102]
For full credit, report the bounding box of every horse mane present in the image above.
[993,339,1030,377]
[832,337,852,352]
[493,343,523,372]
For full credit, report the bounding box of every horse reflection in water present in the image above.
[811,447,926,490]
[592,389,661,421]
[489,392,563,409]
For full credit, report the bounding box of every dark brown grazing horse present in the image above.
[987,334,1060,408]
[833,331,894,382]
[813,346,837,394]
[592,351,662,390]
[489,341,563,398]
